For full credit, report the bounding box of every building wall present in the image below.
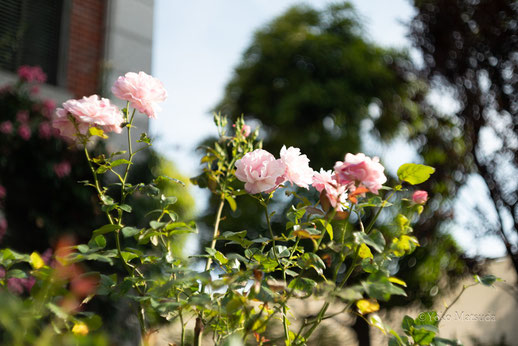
[103,0,155,153]
[0,0,155,152]
[66,0,106,98]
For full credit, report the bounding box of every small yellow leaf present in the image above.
[89,127,108,139]
[294,230,321,239]
[358,243,373,259]
[388,277,407,287]
[72,322,89,336]
[30,252,44,269]
[356,299,380,314]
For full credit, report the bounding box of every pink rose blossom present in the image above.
[16,110,29,123]
[18,124,31,140]
[52,95,123,140]
[42,99,56,118]
[38,122,53,139]
[111,71,167,119]
[0,121,13,134]
[235,149,286,194]
[334,153,387,194]
[54,161,71,178]
[0,218,6,242]
[279,146,314,189]
[412,190,428,204]
[312,169,348,211]
[242,124,251,137]
[17,65,47,83]
[30,85,40,94]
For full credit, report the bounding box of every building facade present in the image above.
[0,0,155,146]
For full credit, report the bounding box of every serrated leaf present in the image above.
[397,163,435,185]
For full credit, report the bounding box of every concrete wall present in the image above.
[103,0,155,154]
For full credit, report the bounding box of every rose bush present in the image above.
[0,71,498,346]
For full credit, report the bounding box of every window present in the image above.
[0,0,65,85]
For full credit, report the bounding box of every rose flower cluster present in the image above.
[51,71,167,140]
[235,146,391,211]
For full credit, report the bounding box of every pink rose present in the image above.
[42,99,56,118]
[111,71,167,119]
[0,218,6,242]
[334,153,387,194]
[54,161,71,178]
[235,149,286,194]
[242,124,251,137]
[16,110,29,123]
[412,190,428,204]
[0,121,13,134]
[0,185,5,199]
[18,124,31,140]
[313,169,348,211]
[38,122,53,139]
[52,95,123,140]
[279,146,314,189]
[17,65,47,83]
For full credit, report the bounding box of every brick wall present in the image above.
[66,0,106,97]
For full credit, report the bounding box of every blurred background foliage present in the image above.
[410,0,518,275]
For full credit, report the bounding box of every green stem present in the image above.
[84,147,114,224]
[262,201,290,345]
[438,283,477,325]
[315,208,337,250]
[205,197,225,272]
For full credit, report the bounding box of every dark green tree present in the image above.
[410,0,518,277]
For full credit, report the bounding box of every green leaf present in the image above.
[225,195,237,212]
[412,324,437,345]
[354,232,385,253]
[402,315,415,334]
[288,277,316,294]
[214,251,228,265]
[93,235,106,248]
[110,159,132,167]
[77,244,89,254]
[150,221,166,229]
[120,251,138,262]
[93,224,121,236]
[415,311,439,327]
[362,275,407,301]
[318,219,333,240]
[297,253,326,275]
[122,227,140,238]
[474,274,497,286]
[7,269,27,279]
[397,163,435,185]
[119,204,132,213]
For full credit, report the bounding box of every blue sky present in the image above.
[150,1,507,258]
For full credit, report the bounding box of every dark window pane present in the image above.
[0,0,64,85]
